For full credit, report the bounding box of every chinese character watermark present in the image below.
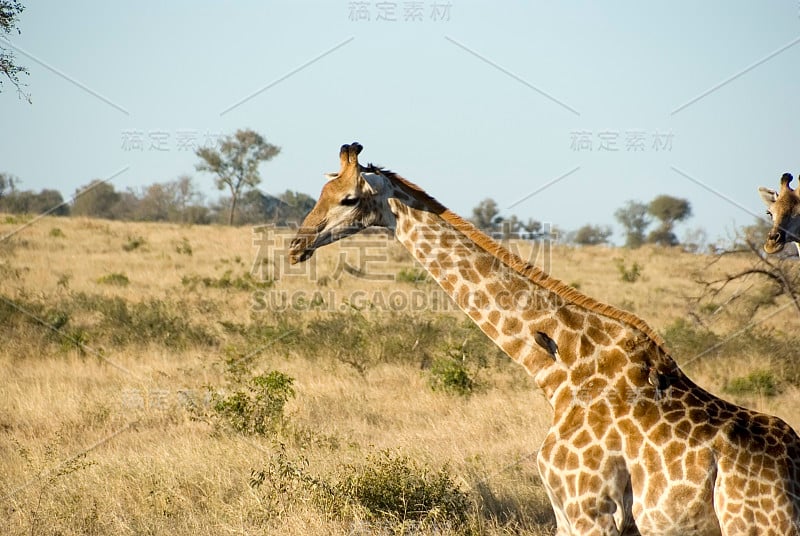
[569,130,674,152]
[348,1,452,22]
[120,129,224,152]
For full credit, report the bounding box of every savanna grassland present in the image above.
[1,215,799,535]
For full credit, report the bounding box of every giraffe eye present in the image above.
[766,210,773,218]
[340,196,359,207]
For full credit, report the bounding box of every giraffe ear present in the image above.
[355,171,376,196]
[759,187,777,206]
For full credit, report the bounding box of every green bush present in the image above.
[212,370,295,435]
[181,270,272,291]
[724,369,781,397]
[396,267,430,284]
[175,238,192,255]
[614,258,642,283]
[662,318,720,360]
[96,272,130,286]
[122,235,146,251]
[49,227,65,238]
[429,357,475,396]
[337,450,471,530]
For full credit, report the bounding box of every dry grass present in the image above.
[1,215,799,535]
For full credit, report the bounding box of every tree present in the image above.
[1,1,29,102]
[0,188,67,215]
[573,224,612,245]
[522,218,542,237]
[647,195,692,246]
[195,129,280,225]
[471,198,501,231]
[614,200,651,248]
[72,180,121,219]
[0,172,18,197]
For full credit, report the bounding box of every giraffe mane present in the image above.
[367,164,669,353]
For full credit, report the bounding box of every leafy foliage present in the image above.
[724,370,781,397]
[429,356,475,395]
[573,224,612,245]
[614,258,642,283]
[0,0,29,101]
[614,200,651,248]
[337,450,472,529]
[195,129,280,224]
[211,370,295,435]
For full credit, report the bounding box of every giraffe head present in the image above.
[758,173,800,254]
[289,142,393,264]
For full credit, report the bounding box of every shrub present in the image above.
[175,238,192,255]
[96,272,130,286]
[396,267,430,284]
[662,318,720,360]
[429,357,475,396]
[181,270,272,291]
[337,450,471,530]
[122,235,146,251]
[724,369,781,397]
[49,227,65,238]
[614,258,642,283]
[212,370,295,435]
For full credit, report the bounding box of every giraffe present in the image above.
[289,143,800,535]
[758,173,800,255]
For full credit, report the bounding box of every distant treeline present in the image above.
[0,175,316,226]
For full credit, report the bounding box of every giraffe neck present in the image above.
[375,170,668,407]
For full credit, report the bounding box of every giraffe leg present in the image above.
[537,433,635,535]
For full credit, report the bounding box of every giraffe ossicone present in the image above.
[290,143,800,535]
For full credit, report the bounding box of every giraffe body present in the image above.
[291,144,800,535]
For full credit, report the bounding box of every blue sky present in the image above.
[1,1,799,245]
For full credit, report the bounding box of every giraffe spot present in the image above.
[632,402,661,431]
[588,403,611,439]
[436,251,451,268]
[667,458,684,481]
[471,290,490,310]
[578,334,595,358]
[502,337,524,358]
[501,317,523,336]
[572,429,593,449]
[488,310,500,325]
[630,462,645,487]
[644,466,667,505]
[458,266,480,283]
[578,472,603,493]
[456,284,471,308]
[570,361,595,384]
[486,281,504,296]
[754,510,770,527]
[604,428,623,451]
[565,474,578,497]
[650,422,672,446]
[557,307,585,330]
[581,444,605,471]
[482,323,499,340]
[663,440,686,462]
[603,321,623,341]
[565,450,580,470]
[418,241,432,256]
[474,255,495,277]
[585,325,611,346]
[673,483,699,502]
